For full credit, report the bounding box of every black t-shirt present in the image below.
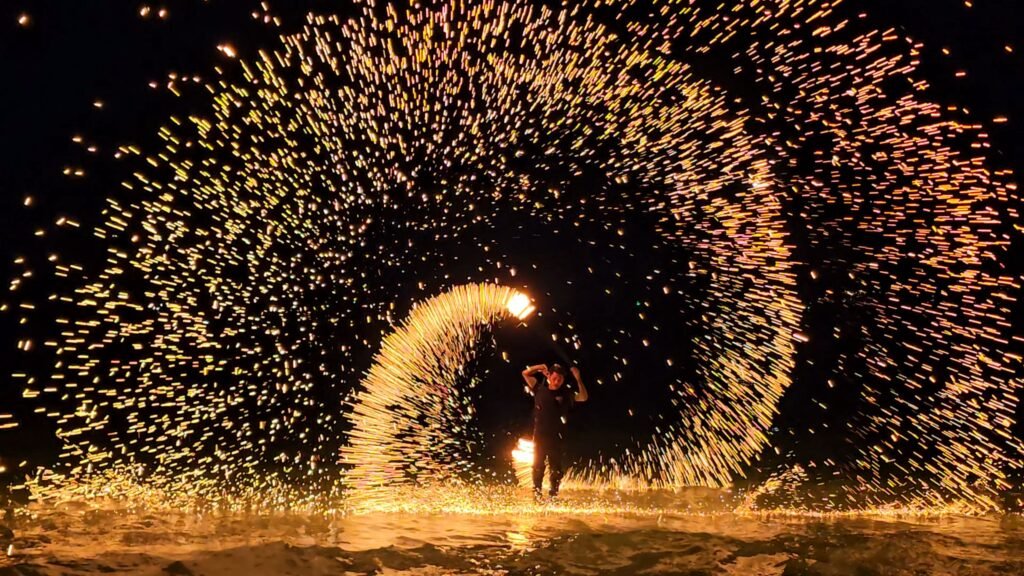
[532,379,575,441]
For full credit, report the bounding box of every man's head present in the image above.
[547,364,567,389]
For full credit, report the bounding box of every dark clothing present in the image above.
[532,381,574,441]
[532,436,564,495]
[531,378,575,495]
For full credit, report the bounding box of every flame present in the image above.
[506,292,535,320]
[512,438,535,464]
[511,438,535,487]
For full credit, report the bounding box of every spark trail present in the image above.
[342,283,533,510]
[6,0,1023,513]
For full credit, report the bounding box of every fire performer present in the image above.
[521,363,588,498]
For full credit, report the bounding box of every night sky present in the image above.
[1,0,1023,505]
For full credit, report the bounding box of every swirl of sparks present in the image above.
[6,0,1024,513]
[342,283,532,508]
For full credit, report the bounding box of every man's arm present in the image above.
[522,364,548,390]
[570,366,588,402]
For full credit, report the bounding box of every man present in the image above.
[521,362,588,498]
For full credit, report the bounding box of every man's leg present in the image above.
[531,440,547,495]
[548,440,564,496]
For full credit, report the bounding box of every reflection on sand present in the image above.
[3,488,1024,575]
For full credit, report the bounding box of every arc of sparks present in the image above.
[341,283,535,506]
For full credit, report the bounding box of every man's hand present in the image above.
[522,364,549,390]
[571,366,588,402]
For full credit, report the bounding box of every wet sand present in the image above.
[3,492,1023,575]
